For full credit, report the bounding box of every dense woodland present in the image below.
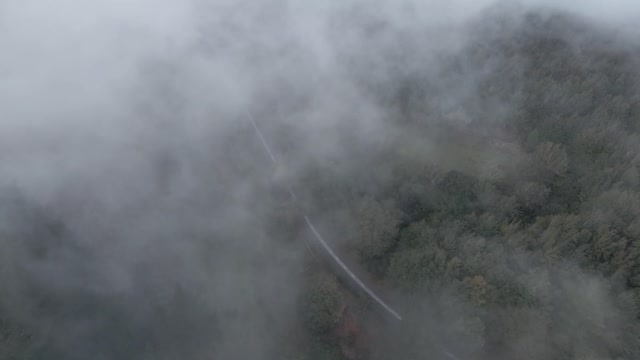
[2,4,640,360]
[285,8,640,360]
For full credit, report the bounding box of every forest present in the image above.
[1,2,640,360]
[277,6,640,360]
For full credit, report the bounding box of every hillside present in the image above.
[1,3,640,360]
[288,7,640,360]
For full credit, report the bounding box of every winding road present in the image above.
[248,113,462,360]
[248,114,402,320]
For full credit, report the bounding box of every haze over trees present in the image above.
[1,1,640,360]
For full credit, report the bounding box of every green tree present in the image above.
[436,170,479,215]
[533,142,569,178]
[387,243,448,290]
[351,196,402,261]
[303,273,343,336]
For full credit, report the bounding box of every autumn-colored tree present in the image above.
[464,275,490,306]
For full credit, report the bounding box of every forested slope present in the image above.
[2,4,640,360]
[291,8,640,360]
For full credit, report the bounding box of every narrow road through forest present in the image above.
[247,113,463,360]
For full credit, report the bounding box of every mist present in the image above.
[1,0,640,359]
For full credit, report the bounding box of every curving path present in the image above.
[248,114,402,321]
[247,113,462,360]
